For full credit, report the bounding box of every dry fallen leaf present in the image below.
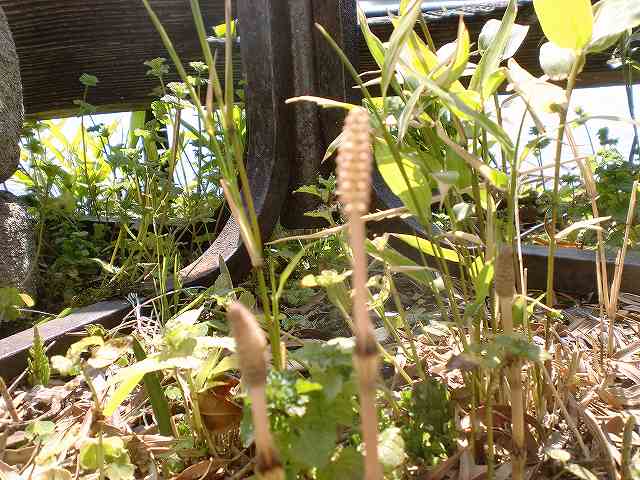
[172,458,224,480]
[198,381,242,434]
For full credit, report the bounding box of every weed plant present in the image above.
[3,1,640,479]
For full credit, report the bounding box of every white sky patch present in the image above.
[499,85,638,173]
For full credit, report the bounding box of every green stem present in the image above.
[80,102,94,215]
[132,337,173,436]
[622,415,636,480]
[185,374,216,454]
[81,364,104,480]
[256,267,281,370]
[545,54,584,321]
[485,373,497,479]
[388,272,425,380]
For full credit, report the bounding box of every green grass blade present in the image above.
[131,338,173,436]
[469,0,517,94]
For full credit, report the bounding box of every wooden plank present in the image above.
[0,0,236,118]
[280,0,360,229]
[2,0,625,119]
[0,299,131,381]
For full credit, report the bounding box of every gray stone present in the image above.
[0,192,36,293]
[0,6,23,183]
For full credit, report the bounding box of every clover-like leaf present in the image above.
[539,42,577,81]
[378,427,407,471]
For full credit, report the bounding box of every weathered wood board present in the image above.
[0,0,624,118]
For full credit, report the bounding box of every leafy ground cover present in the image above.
[2,0,640,479]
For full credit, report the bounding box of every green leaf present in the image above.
[213,256,234,297]
[79,73,99,87]
[294,185,323,199]
[213,20,237,38]
[435,18,471,89]
[431,171,459,198]
[452,202,472,222]
[295,378,324,395]
[168,307,204,328]
[470,0,517,94]
[301,269,351,288]
[478,19,529,60]
[67,336,104,361]
[533,0,593,50]
[50,356,76,376]
[291,339,354,373]
[375,140,431,219]
[366,238,438,290]
[33,468,73,480]
[473,260,494,301]
[539,42,577,81]
[104,372,145,417]
[433,127,509,192]
[393,234,460,263]
[276,244,313,299]
[547,448,572,462]
[90,258,121,275]
[79,437,135,480]
[19,293,35,307]
[131,338,172,436]
[357,4,386,69]
[79,438,115,469]
[206,353,238,379]
[239,291,256,309]
[88,337,132,369]
[494,335,551,363]
[382,0,422,96]
[25,420,56,441]
[419,76,515,158]
[588,0,640,52]
[378,427,406,471]
[304,207,335,225]
[127,111,146,149]
[28,326,50,387]
[507,59,567,116]
[481,68,508,100]
[108,355,199,386]
[286,96,354,110]
[317,447,363,480]
[398,0,413,14]
[397,24,441,82]
[289,418,337,469]
[564,463,599,480]
[73,100,97,114]
[36,426,80,464]
[105,461,135,480]
[397,83,427,143]
[323,130,345,162]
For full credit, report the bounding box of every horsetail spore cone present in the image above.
[337,107,382,480]
[227,302,283,480]
[337,107,374,217]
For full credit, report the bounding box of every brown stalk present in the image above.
[495,246,525,480]
[226,302,283,480]
[337,107,382,480]
[622,415,636,480]
[0,377,19,422]
[220,179,263,268]
[566,128,614,355]
[607,180,638,352]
